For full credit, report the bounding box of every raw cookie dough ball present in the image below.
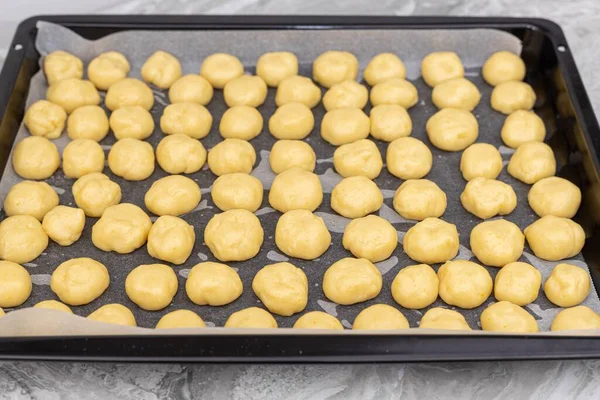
[87,51,130,90]
[343,215,397,262]
[108,138,155,181]
[252,262,308,316]
[160,102,212,139]
[34,300,73,313]
[507,142,556,184]
[42,206,85,246]
[364,53,406,86]
[551,306,600,331]
[460,143,503,181]
[46,78,100,114]
[525,216,585,261]
[528,177,581,218]
[12,136,60,180]
[204,209,264,262]
[156,310,205,329]
[224,75,267,107]
[207,139,256,176]
[269,102,314,139]
[0,261,31,307]
[293,311,344,330]
[0,216,48,264]
[494,262,541,306]
[482,51,526,87]
[211,173,263,212]
[275,76,322,108]
[432,78,481,111]
[370,104,412,142]
[370,78,418,108]
[426,108,479,152]
[460,178,517,219]
[269,140,316,174]
[109,106,154,140]
[313,51,359,88]
[331,176,383,219]
[403,218,459,264]
[72,173,121,217]
[185,261,243,306]
[275,210,331,260]
[144,175,201,216]
[62,139,105,178]
[544,263,591,307]
[386,137,433,179]
[268,168,323,212]
[92,203,152,254]
[125,263,178,311]
[481,301,539,333]
[156,134,206,174]
[225,307,278,329]
[501,110,546,148]
[438,260,493,309]
[321,108,370,146]
[169,74,213,105]
[24,100,67,139]
[219,105,263,140]
[419,308,471,331]
[421,51,464,87]
[147,216,195,265]
[67,105,109,142]
[391,264,439,309]
[470,219,524,267]
[4,181,58,221]
[256,51,299,87]
[105,78,154,111]
[353,304,409,330]
[322,80,368,111]
[87,304,136,326]
[50,258,109,306]
[141,50,181,89]
[393,179,447,221]
[491,81,536,114]
[333,139,383,179]
[200,53,244,89]
[44,51,83,84]
[323,258,382,305]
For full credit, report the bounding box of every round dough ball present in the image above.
[370,104,412,142]
[72,173,121,217]
[224,75,267,108]
[403,217,459,264]
[494,262,541,306]
[293,311,344,330]
[105,78,154,111]
[268,168,323,212]
[109,106,154,140]
[322,80,368,111]
[393,179,447,221]
[364,53,406,86]
[256,52,299,87]
[141,50,181,89]
[211,173,263,212]
[4,181,58,221]
[87,51,130,90]
[419,308,471,331]
[343,215,397,262]
[92,203,152,254]
[482,51,526,87]
[544,263,591,307]
[34,300,73,313]
[528,177,581,218]
[421,51,464,87]
[269,140,316,174]
[62,138,105,178]
[160,102,212,139]
[42,206,85,246]
[219,105,263,140]
[480,301,538,333]
[391,264,439,309]
[501,110,546,148]
[185,261,243,306]
[507,142,556,184]
[46,78,100,114]
[0,216,48,264]
[323,257,382,305]
[24,100,67,139]
[470,219,524,267]
[460,178,517,219]
[204,209,264,262]
[460,143,503,181]
[156,134,207,174]
[353,304,409,330]
[525,216,585,261]
[275,76,322,108]
[87,304,136,326]
[0,261,31,307]
[200,53,244,89]
[275,210,331,260]
[491,81,536,114]
[156,310,205,329]
[44,51,83,85]
[144,175,201,216]
[426,108,479,152]
[370,78,418,108]
[313,51,359,88]
[50,257,109,306]
[108,138,155,181]
[321,108,370,146]
[331,176,383,219]
[147,215,195,265]
[432,78,481,111]
[551,306,600,331]
[268,102,314,139]
[252,262,308,316]
[169,74,213,105]
[208,139,256,176]
[67,105,109,142]
[225,307,278,329]
[333,139,382,179]
[386,137,432,179]
[438,260,493,309]
[12,136,60,180]
[125,263,178,311]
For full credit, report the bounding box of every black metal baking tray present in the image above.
[1,15,600,362]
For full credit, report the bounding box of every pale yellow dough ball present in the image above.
[185,261,243,306]
[44,51,83,85]
[507,141,556,184]
[87,304,136,327]
[426,108,479,152]
[46,78,100,114]
[481,301,538,333]
[386,137,433,179]
[156,310,205,329]
[256,52,299,87]
[87,51,130,90]
[42,206,85,246]
[156,134,206,174]
[208,139,256,176]
[67,105,109,142]
[364,53,406,86]
[219,105,263,140]
[393,179,447,221]
[211,173,263,212]
[4,181,58,221]
[92,203,152,254]
[438,260,493,309]
[275,76,322,108]
[333,139,383,179]
[168,74,213,105]
[105,78,154,111]
[34,300,73,313]
[551,306,600,331]
[470,219,524,267]
[491,81,536,114]
[0,309,5,317]
[321,108,370,146]
[369,78,418,108]
[12,136,60,180]
[269,140,316,174]
[141,50,181,89]
[525,216,585,261]
[109,106,154,140]
[482,51,526,87]
[391,264,439,309]
[160,102,212,139]
[0,261,31,307]
[353,304,409,330]
[343,215,397,262]
[544,263,591,307]
[224,75,267,108]
[528,177,581,218]
[144,175,201,216]
[147,215,195,265]
[323,257,382,305]
[501,110,546,148]
[252,262,308,316]
[24,100,67,139]
[460,143,503,181]
[269,102,315,140]
[494,262,541,306]
[460,178,517,219]
[200,53,244,89]
[50,258,109,306]
[322,80,368,111]
[62,138,105,178]
[419,308,471,330]
[331,176,383,219]
[204,209,264,262]
[268,168,323,213]
[275,210,331,260]
[125,263,178,311]
[370,104,412,142]
[313,51,359,88]
[225,307,278,329]
[72,173,121,217]
[432,77,481,111]
[293,311,344,330]
[108,138,155,181]
[0,216,48,264]
[403,217,459,264]
[421,51,464,87]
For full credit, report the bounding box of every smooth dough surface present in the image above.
[4,181,58,221]
[391,264,439,309]
[269,140,316,174]
[491,81,536,114]
[252,262,308,316]
[12,136,60,180]
[109,106,154,140]
[62,138,105,178]
[323,80,368,111]
[275,76,322,108]
[269,102,314,140]
[125,263,178,311]
[224,75,267,107]
[438,260,493,309]
[169,74,213,105]
[204,209,264,261]
[160,102,212,139]
[421,51,464,87]
[147,215,195,265]
[87,304,136,326]
[50,257,109,306]
[343,215,397,262]
[403,218,459,264]
[393,179,447,221]
[482,51,526,86]
[323,257,382,305]
[105,78,154,111]
[185,261,243,306]
[321,108,370,146]
[67,105,109,142]
[208,139,256,176]
[211,173,263,212]
[156,310,206,329]
[460,177,517,219]
[293,311,344,330]
[92,203,152,254]
[24,100,67,139]
[219,105,263,140]
[551,306,600,331]
[72,173,121,217]
[353,304,409,330]
[507,141,556,184]
[419,308,471,330]
[141,50,181,89]
[386,137,432,179]
[275,210,331,260]
[46,78,100,114]
[269,167,323,212]
[33,300,73,313]
[200,53,244,89]
[494,262,541,306]
[44,51,83,85]
[42,206,85,246]
[432,78,481,111]
[156,134,207,174]
[369,78,418,108]
[501,110,546,148]
[331,176,383,219]
[470,219,524,267]
[0,261,31,307]
[364,53,406,86]
[312,51,359,88]
[224,307,278,329]
[426,108,478,151]
[144,175,201,216]
[256,52,298,87]
[333,139,382,179]
[480,301,538,333]
[460,143,503,181]
[528,177,581,218]
[544,263,591,307]
[524,215,584,261]
[87,51,130,90]
[108,138,155,181]
[370,104,412,142]
[0,215,48,264]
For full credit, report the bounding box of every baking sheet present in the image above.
[0,21,598,336]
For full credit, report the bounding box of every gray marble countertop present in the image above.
[2,0,600,399]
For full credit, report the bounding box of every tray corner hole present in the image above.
[557,45,567,53]
[13,44,22,51]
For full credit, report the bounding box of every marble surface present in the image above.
[2,0,600,399]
